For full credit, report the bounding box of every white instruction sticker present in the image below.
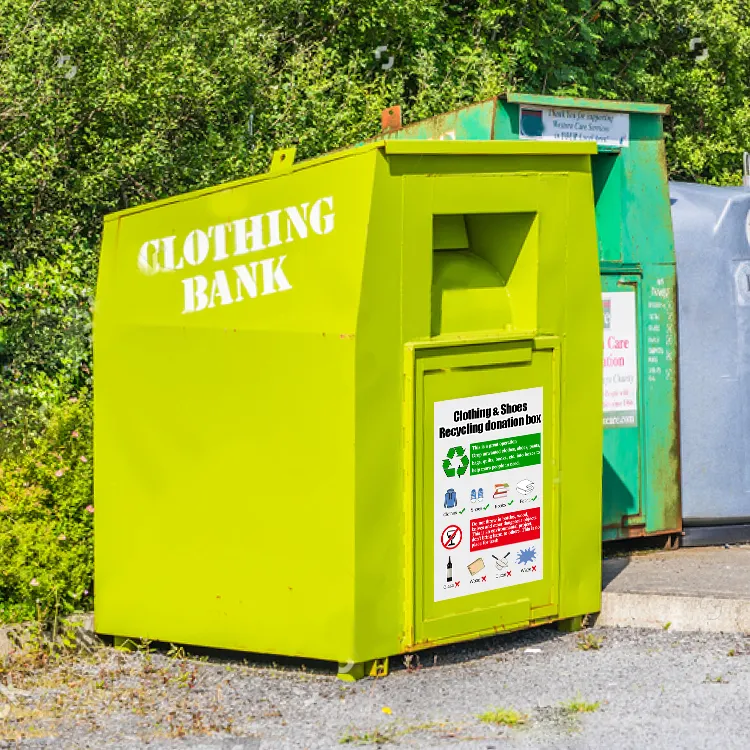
[519,105,629,147]
[603,291,638,427]
[434,388,543,603]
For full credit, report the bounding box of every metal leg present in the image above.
[557,615,584,633]
[337,657,389,682]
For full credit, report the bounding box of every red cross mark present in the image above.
[507,570,511,576]
[532,566,536,572]
[481,575,486,582]
[454,581,460,587]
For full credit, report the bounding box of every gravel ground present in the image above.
[2,625,750,749]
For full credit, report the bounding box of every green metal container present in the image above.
[384,94,681,542]
[95,139,604,679]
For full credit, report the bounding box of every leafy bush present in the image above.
[0,395,93,623]
[2,0,750,438]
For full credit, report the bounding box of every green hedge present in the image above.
[1,0,749,620]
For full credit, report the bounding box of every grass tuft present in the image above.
[704,674,727,683]
[340,729,392,745]
[562,698,600,714]
[477,707,526,726]
[576,633,604,651]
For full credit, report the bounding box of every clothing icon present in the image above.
[444,488,458,509]
[478,488,484,500]
[470,489,476,502]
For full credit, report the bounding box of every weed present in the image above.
[166,644,187,660]
[728,649,737,657]
[340,729,392,745]
[477,707,526,726]
[562,698,600,714]
[170,662,198,689]
[704,674,727,683]
[395,721,441,736]
[402,653,421,672]
[576,633,604,651]
[663,621,672,630]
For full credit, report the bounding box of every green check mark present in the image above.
[459,508,466,514]
[483,503,490,510]
[507,500,514,506]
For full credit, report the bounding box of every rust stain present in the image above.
[381,105,402,133]
[377,95,500,141]
[396,109,464,142]
[610,524,682,540]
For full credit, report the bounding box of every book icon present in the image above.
[493,483,509,499]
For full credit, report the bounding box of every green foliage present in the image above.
[561,697,600,713]
[0,395,93,623]
[339,729,392,745]
[1,0,749,620]
[477,707,527,726]
[576,632,604,650]
[0,258,92,451]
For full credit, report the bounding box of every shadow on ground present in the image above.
[100,621,579,679]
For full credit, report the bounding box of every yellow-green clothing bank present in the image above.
[95,140,603,679]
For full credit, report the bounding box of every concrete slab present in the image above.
[599,546,750,633]
[0,613,95,658]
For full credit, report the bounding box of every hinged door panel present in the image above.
[414,341,560,644]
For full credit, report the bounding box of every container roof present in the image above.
[503,92,670,115]
[379,140,597,156]
[105,139,597,221]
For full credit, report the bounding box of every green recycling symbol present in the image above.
[442,445,469,478]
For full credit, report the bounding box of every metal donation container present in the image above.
[670,181,750,545]
[95,140,603,680]
[383,93,681,543]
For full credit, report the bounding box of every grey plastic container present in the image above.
[670,181,750,545]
